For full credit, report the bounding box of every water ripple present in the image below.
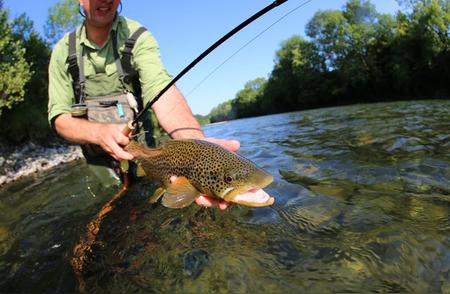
[1,100,449,292]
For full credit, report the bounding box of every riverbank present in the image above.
[0,140,83,187]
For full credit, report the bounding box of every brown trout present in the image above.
[124,139,274,208]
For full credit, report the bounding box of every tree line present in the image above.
[208,0,449,123]
[0,0,448,145]
[0,0,79,145]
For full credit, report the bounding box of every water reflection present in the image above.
[0,100,449,292]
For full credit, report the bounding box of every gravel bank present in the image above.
[0,142,83,187]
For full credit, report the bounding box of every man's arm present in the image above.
[152,85,205,139]
[152,85,240,152]
[53,114,133,161]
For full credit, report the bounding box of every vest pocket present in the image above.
[85,93,135,123]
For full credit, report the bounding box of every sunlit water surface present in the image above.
[1,100,449,292]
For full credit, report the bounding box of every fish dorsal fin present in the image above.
[157,137,171,145]
[124,141,162,159]
[162,176,200,209]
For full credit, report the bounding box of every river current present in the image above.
[0,100,449,292]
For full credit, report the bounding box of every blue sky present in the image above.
[4,0,401,115]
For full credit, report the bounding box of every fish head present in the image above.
[211,157,275,207]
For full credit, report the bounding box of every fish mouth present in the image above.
[229,188,275,207]
[224,173,275,207]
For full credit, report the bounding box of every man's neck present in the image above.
[85,23,112,47]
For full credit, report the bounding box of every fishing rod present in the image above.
[122,0,288,135]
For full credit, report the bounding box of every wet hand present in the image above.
[204,137,240,152]
[195,195,231,210]
[94,123,134,161]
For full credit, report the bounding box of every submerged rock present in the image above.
[183,249,209,279]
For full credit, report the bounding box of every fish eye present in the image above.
[225,176,234,183]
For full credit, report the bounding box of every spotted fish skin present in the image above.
[124,139,274,208]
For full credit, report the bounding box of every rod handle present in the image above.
[122,121,135,137]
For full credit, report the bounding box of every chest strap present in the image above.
[121,27,147,85]
[67,26,148,104]
[67,31,82,103]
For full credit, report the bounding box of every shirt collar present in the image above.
[79,15,121,50]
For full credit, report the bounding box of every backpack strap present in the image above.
[121,26,147,84]
[67,31,83,104]
[67,27,147,103]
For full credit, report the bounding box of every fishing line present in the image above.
[185,0,316,98]
[124,0,289,135]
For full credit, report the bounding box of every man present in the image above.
[48,0,236,209]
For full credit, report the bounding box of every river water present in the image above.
[0,100,449,292]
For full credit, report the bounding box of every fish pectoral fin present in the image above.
[136,164,147,177]
[149,187,166,203]
[162,176,201,209]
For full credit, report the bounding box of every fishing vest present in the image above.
[67,27,155,167]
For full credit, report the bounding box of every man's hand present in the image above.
[204,137,240,153]
[195,195,230,210]
[54,114,134,161]
[94,123,134,161]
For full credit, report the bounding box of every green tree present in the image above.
[194,114,210,125]
[0,3,32,117]
[0,12,52,143]
[306,1,382,100]
[341,0,379,98]
[209,100,236,123]
[404,0,449,96]
[386,0,449,97]
[232,77,267,118]
[262,35,327,112]
[306,9,348,71]
[44,0,81,44]
[396,0,449,12]
[366,13,398,96]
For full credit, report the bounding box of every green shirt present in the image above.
[48,16,172,124]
